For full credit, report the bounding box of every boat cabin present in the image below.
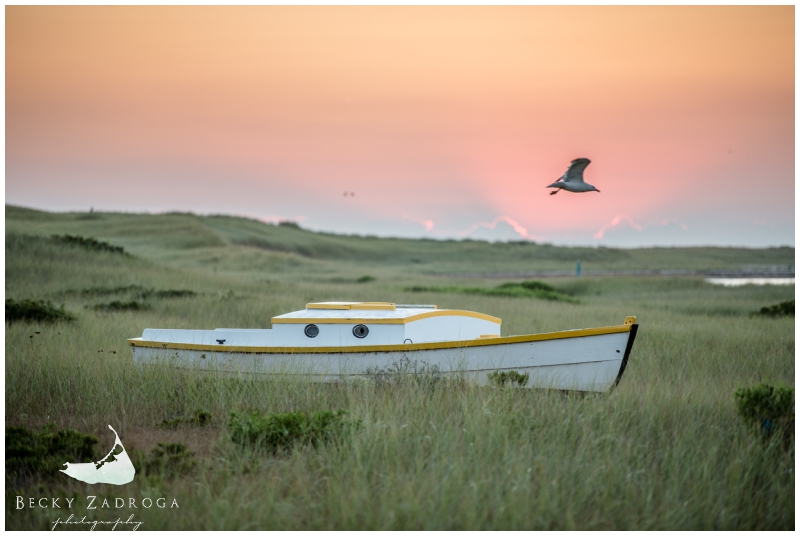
[139,302,501,347]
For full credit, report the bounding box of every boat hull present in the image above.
[130,324,638,392]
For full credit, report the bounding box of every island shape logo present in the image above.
[60,425,135,485]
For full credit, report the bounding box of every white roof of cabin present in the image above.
[271,302,501,325]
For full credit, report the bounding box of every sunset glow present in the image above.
[5,6,794,246]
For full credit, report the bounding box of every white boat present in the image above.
[128,302,638,392]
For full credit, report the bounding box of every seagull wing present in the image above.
[561,158,591,183]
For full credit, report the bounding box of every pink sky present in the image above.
[5,6,795,246]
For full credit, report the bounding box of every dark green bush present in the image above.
[356,275,376,283]
[74,285,196,299]
[143,443,196,477]
[92,300,150,312]
[405,286,430,292]
[757,300,794,317]
[488,370,530,388]
[365,356,443,389]
[493,281,575,301]
[5,299,75,324]
[6,426,98,485]
[190,409,213,426]
[228,410,358,453]
[404,280,577,303]
[77,284,149,297]
[520,280,557,292]
[160,409,213,429]
[50,234,126,254]
[151,289,197,299]
[735,383,794,448]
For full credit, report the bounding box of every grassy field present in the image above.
[5,206,795,529]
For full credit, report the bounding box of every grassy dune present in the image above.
[6,205,794,279]
[5,206,794,529]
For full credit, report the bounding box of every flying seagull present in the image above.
[547,158,600,195]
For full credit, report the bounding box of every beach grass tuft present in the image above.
[228,410,359,453]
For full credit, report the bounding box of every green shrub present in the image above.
[404,280,577,303]
[487,370,530,388]
[356,275,376,283]
[519,280,556,292]
[160,417,183,429]
[76,284,149,297]
[757,300,794,317]
[228,410,358,453]
[365,356,443,389]
[151,289,197,299]
[5,299,75,324]
[6,426,98,485]
[75,286,196,300]
[143,443,196,477]
[160,409,213,429]
[50,234,126,254]
[734,383,794,447]
[191,409,213,426]
[492,281,575,301]
[92,300,150,312]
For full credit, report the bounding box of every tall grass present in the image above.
[5,209,794,529]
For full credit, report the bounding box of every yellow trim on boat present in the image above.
[128,322,634,355]
[271,309,501,325]
[306,302,397,311]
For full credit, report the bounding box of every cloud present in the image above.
[593,214,643,239]
[592,215,695,247]
[460,216,541,241]
[402,214,434,232]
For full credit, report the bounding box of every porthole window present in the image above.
[352,324,369,339]
[304,324,319,338]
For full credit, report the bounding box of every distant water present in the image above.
[706,278,795,287]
